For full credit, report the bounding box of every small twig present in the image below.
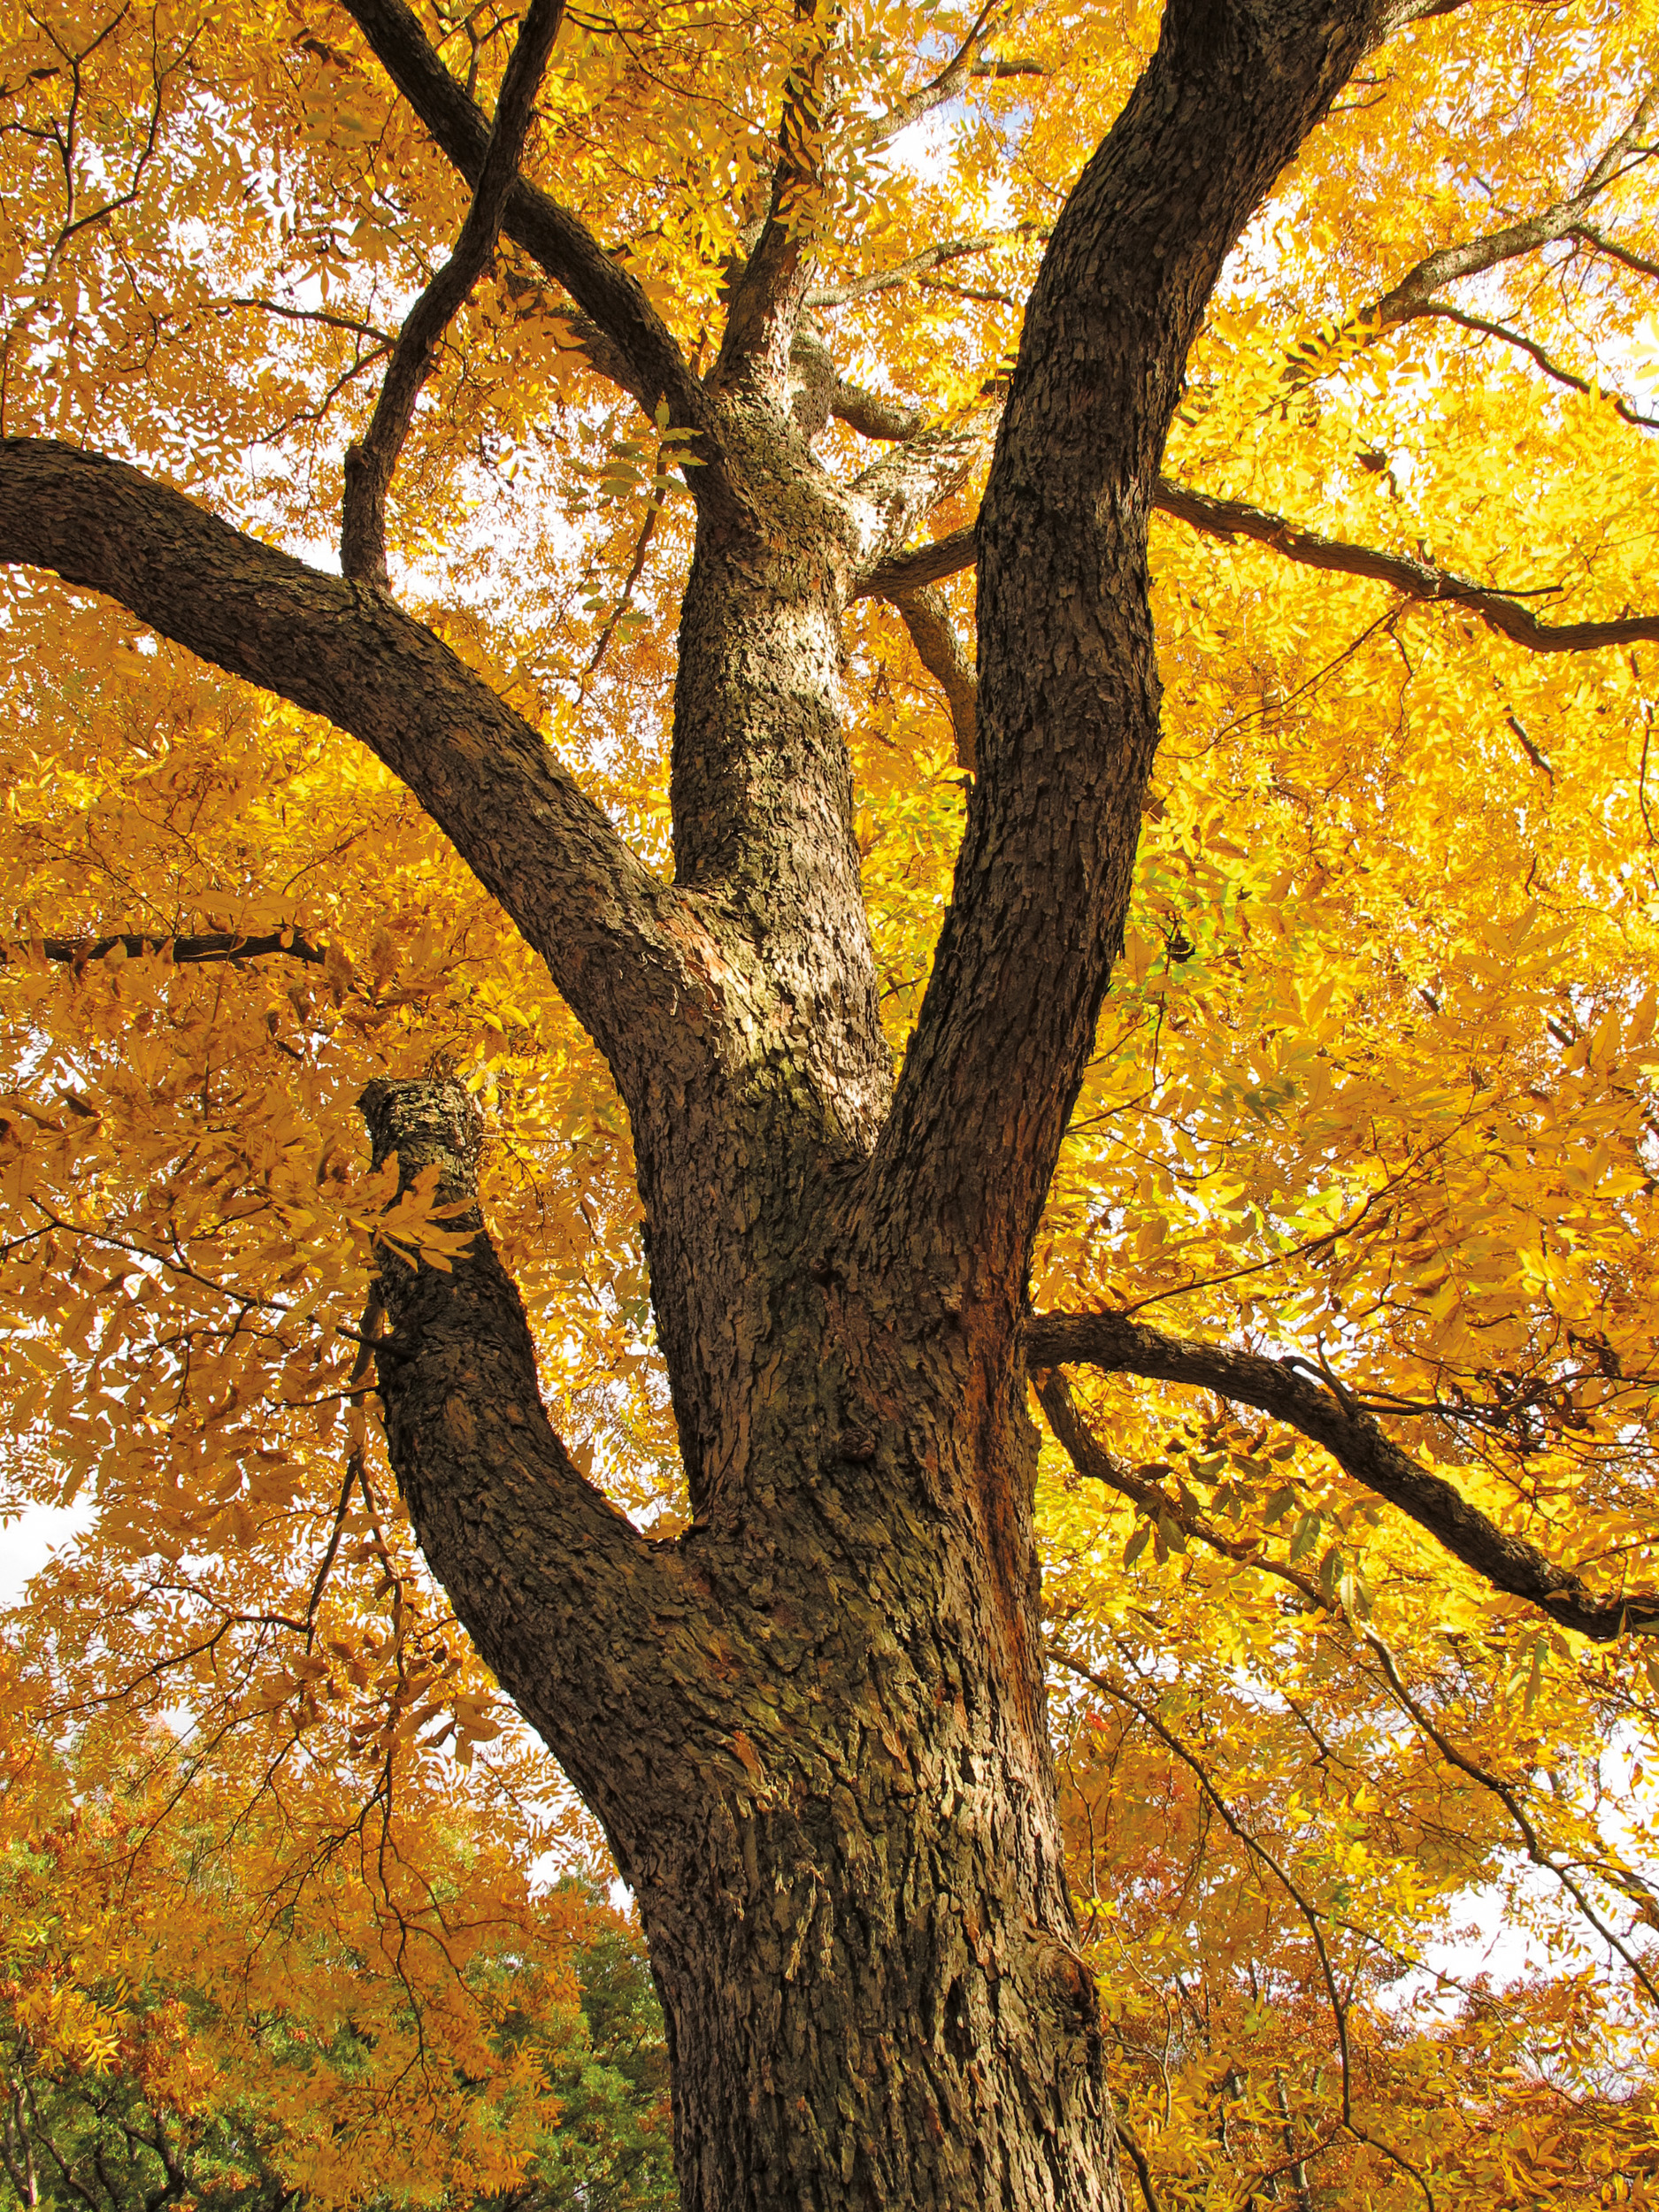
[579,477,664,692]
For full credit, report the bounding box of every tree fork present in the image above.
[361,1076,1127,2210]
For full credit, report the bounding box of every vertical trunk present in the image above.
[478,425,1125,2202]
[546,1335,1124,2212]
[636,1577,1125,2211]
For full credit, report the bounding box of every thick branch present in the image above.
[1027,1307,1659,1640]
[357,1078,706,1847]
[856,521,974,595]
[342,0,565,582]
[337,1,707,438]
[869,0,1408,1291]
[0,440,686,1083]
[828,375,926,441]
[894,586,977,771]
[1154,478,1659,649]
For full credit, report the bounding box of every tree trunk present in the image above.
[360,591,1127,2194]
[364,1073,1125,2208]
[639,1619,1124,2211]
[0,5,1423,2204]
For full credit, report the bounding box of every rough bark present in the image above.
[2,4,1459,2206]
[866,0,1405,1299]
[364,1078,1122,2212]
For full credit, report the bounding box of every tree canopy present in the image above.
[3,0,1659,2206]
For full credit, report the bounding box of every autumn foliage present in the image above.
[3,0,1659,2205]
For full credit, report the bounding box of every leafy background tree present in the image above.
[0,1673,675,2212]
[2,0,1658,2203]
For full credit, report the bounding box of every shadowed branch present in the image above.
[1154,478,1659,649]
[862,485,1659,652]
[342,0,565,583]
[1028,1306,1659,1640]
[4,930,326,968]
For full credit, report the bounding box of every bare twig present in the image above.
[807,224,1044,311]
[1050,1649,1436,2209]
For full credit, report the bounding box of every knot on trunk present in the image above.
[358,1075,481,1212]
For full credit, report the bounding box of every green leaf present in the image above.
[1289,1510,1322,1563]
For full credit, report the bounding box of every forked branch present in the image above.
[337,0,709,439]
[1027,1307,1659,1640]
[857,0,1021,157]
[342,0,565,583]
[1041,1377,1659,2009]
[807,225,1045,311]
[1368,83,1658,332]
[1034,1366,1327,1610]
[1284,81,1659,396]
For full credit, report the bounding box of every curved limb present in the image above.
[865,0,1416,1298]
[342,0,566,583]
[0,439,691,1086]
[1027,1306,1659,1640]
[357,1078,718,1855]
